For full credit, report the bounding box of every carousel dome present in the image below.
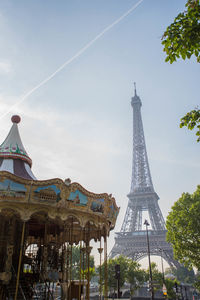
[0,115,36,180]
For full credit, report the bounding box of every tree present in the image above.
[147,262,163,292]
[148,264,182,299]
[177,266,195,284]
[165,266,195,284]
[115,255,130,288]
[102,258,117,292]
[164,278,178,299]
[126,261,146,296]
[162,1,200,140]
[166,185,200,270]
[195,271,200,291]
[100,255,130,293]
[162,0,200,63]
[180,108,200,142]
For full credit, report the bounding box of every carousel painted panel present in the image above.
[57,188,88,210]
[68,189,88,206]
[0,178,27,201]
[90,198,105,214]
[107,202,119,220]
[32,184,61,204]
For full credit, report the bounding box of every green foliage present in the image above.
[100,258,117,290]
[195,272,200,291]
[165,266,195,283]
[162,2,200,139]
[162,0,200,63]
[176,266,195,283]
[149,265,182,299]
[164,278,178,299]
[166,185,200,270]
[180,108,200,141]
[146,263,178,298]
[81,266,96,280]
[147,262,163,292]
[100,255,146,294]
[100,255,130,291]
[115,255,131,288]
[126,261,146,295]
[165,267,197,296]
[101,257,185,297]
[71,246,95,280]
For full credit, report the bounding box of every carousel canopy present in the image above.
[0,115,36,180]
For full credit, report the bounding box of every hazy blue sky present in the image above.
[0,0,199,267]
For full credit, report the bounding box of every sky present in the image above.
[0,0,199,269]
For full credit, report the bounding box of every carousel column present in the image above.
[42,221,48,281]
[69,244,73,300]
[104,234,108,300]
[14,221,26,300]
[61,224,69,300]
[86,244,92,300]
[81,245,86,300]
[61,244,71,300]
[61,244,67,298]
[79,239,82,300]
[69,222,73,300]
[0,217,6,270]
[62,243,67,282]
[98,238,103,300]
[3,218,15,284]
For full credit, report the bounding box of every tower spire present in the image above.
[134,82,137,96]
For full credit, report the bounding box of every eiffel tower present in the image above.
[110,84,179,268]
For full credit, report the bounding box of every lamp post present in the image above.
[144,219,154,300]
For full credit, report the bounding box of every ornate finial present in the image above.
[11,115,21,124]
[134,82,137,96]
[64,178,71,186]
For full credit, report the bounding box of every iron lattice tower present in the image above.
[110,84,179,268]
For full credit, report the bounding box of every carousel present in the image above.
[0,115,119,300]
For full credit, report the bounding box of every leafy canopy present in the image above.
[100,255,130,290]
[180,108,200,142]
[164,278,178,300]
[166,185,200,270]
[100,255,146,294]
[165,266,195,284]
[126,260,146,295]
[101,256,183,298]
[162,0,200,63]
[162,1,200,140]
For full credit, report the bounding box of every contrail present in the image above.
[0,0,144,119]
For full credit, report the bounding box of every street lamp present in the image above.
[144,219,154,300]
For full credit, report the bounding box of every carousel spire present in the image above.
[0,115,36,180]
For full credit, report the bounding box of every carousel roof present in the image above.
[0,115,36,180]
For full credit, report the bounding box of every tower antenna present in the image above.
[134,82,137,95]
